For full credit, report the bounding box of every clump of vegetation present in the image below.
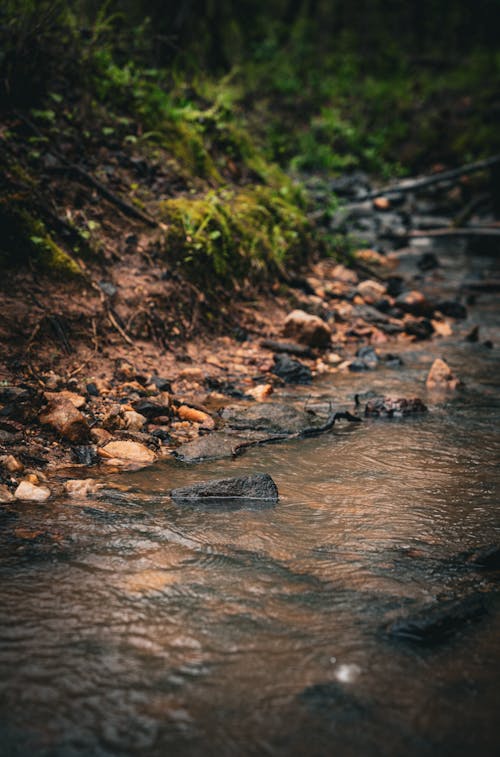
[160,185,310,287]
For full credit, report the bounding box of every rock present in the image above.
[465,325,479,343]
[173,432,249,463]
[364,396,427,417]
[122,410,147,431]
[386,594,487,644]
[260,339,313,357]
[14,480,51,501]
[99,440,156,465]
[63,479,102,498]
[436,301,467,319]
[404,317,434,340]
[426,358,461,390]
[383,353,404,368]
[177,405,214,428]
[283,309,332,348]
[171,472,278,506]
[246,384,273,402]
[73,445,99,465]
[349,345,379,371]
[0,484,15,503]
[221,402,328,434]
[90,427,112,445]
[43,390,86,409]
[417,252,439,271]
[396,290,433,317]
[86,382,100,397]
[1,454,24,473]
[131,398,171,420]
[39,399,90,443]
[150,376,173,392]
[272,354,312,384]
[357,279,386,304]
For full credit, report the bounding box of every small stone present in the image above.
[64,479,102,497]
[364,396,427,417]
[0,484,15,503]
[357,279,386,304]
[283,309,332,348]
[373,197,390,210]
[436,301,467,319]
[90,427,112,445]
[272,354,312,384]
[43,390,86,409]
[396,290,433,317]
[39,399,90,443]
[426,358,461,390]
[177,405,214,428]
[86,382,100,397]
[1,455,24,474]
[122,410,147,431]
[132,398,171,420]
[99,440,156,465]
[14,480,51,501]
[246,384,273,401]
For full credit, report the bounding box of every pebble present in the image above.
[426,358,461,390]
[39,399,90,443]
[14,480,51,501]
[283,309,332,348]
[99,440,156,465]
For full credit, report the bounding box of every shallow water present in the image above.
[1,246,499,757]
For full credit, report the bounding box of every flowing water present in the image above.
[1,245,499,757]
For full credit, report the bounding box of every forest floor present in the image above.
[0,104,498,502]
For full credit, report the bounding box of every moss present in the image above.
[0,201,83,277]
[159,184,310,288]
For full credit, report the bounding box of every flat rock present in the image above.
[99,440,156,465]
[43,390,86,409]
[63,479,103,498]
[14,480,51,501]
[122,410,147,431]
[221,402,328,435]
[173,432,250,463]
[364,396,427,417]
[272,354,312,384]
[39,398,90,443]
[283,309,332,348]
[386,594,488,644]
[171,473,278,506]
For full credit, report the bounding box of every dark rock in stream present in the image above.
[349,346,379,371]
[170,473,279,509]
[466,545,500,570]
[363,396,427,418]
[173,432,252,463]
[404,318,434,340]
[271,354,312,384]
[386,594,488,645]
[436,300,468,319]
[221,402,328,435]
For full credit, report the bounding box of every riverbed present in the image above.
[1,242,499,756]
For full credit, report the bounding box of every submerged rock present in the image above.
[170,472,278,506]
[364,396,427,417]
[386,594,488,644]
[173,432,249,463]
[221,402,328,435]
[283,309,332,348]
[271,355,312,384]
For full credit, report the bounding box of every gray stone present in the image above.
[170,473,278,505]
[221,402,328,435]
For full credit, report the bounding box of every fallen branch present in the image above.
[361,155,500,200]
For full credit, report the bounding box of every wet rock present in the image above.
[150,428,172,443]
[272,355,312,384]
[396,290,433,317]
[39,399,90,443]
[122,410,147,431]
[356,279,386,304]
[86,382,100,397]
[0,386,30,404]
[99,440,156,466]
[90,427,112,445]
[426,358,461,390]
[72,445,99,466]
[364,396,427,417]
[260,339,313,358]
[173,432,249,463]
[418,252,439,271]
[63,479,102,498]
[246,384,273,402]
[465,325,479,343]
[131,398,171,420]
[283,309,332,348]
[436,301,467,319]
[404,317,434,340]
[0,484,15,503]
[171,472,278,505]
[14,480,51,502]
[383,353,404,368]
[177,405,214,428]
[1,454,24,474]
[150,376,172,392]
[221,402,327,435]
[386,594,488,644]
[466,545,500,570]
[349,346,379,371]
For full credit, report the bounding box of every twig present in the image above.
[360,155,500,200]
[107,309,135,346]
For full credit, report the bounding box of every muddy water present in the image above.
[1,246,500,757]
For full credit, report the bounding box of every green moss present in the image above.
[159,185,310,288]
[0,201,82,277]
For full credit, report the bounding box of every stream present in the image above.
[1,241,499,756]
